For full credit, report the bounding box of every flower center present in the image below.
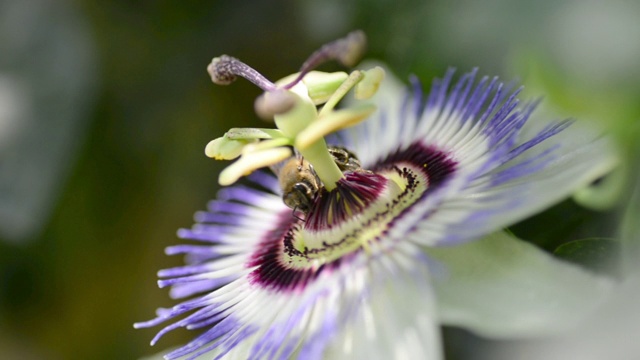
[247,143,457,292]
[288,168,415,260]
[203,31,460,292]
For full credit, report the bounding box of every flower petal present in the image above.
[341,66,617,247]
[138,170,444,359]
[139,63,618,359]
[480,274,640,360]
[323,249,443,360]
[426,231,614,337]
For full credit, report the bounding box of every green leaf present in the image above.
[620,150,640,273]
[426,231,614,338]
[553,238,621,277]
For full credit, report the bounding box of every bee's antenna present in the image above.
[297,156,305,171]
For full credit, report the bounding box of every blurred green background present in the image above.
[0,0,638,359]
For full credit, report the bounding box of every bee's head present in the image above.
[283,181,315,213]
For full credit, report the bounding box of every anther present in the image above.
[207,55,277,91]
[282,30,367,90]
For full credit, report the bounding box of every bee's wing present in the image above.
[268,158,288,176]
[269,148,302,176]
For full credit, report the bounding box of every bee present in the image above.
[328,146,363,173]
[271,146,364,215]
[273,153,321,214]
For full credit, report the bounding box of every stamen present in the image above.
[205,31,380,190]
[218,147,292,186]
[205,137,256,160]
[282,30,367,90]
[355,67,386,100]
[318,70,365,117]
[207,55,277,91]
[296,104,376,150]
[224,128,281,140]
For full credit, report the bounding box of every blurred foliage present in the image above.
[553,238,621,277]
[0,0,638,359]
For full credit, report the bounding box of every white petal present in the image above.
[479,273,640,360]
[324,246,443,360]
[426,231,614,337]
[352,67,618,247]
[430,129,616,246]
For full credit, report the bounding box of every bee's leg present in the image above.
[292,206,306,222]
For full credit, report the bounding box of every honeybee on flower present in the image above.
[136,31,616,360]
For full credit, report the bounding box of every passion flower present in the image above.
[136,31,616,360]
